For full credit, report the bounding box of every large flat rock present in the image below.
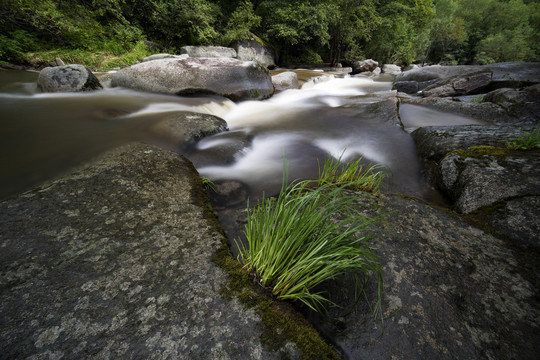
[0,143,294,359]
[311,193,540,359]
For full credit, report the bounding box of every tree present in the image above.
[364,0,434,64]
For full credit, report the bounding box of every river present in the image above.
[0,68,485,205]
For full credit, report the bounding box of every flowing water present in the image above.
[0,69,477,205]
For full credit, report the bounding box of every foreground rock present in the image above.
[0,143,311,359]
[311,193,539,359]
[111,57,274,101]
[37,64,102,92]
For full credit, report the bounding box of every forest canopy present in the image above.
[1,0,538,68]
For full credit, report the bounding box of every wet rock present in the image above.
[483,86,540,124]
[180,46,237,58]
[233,39,276,69]
[422,71,493,97]
[396,62,540,87]
[437,149,540,214]
[272,71,299,91]
[312,193,539,360]
[37,64,102,92]
[480,195,540,248]
[351,59,379,74]
[146,111,228,151]
[111,57,274,101]
[0,143,305,359]
[411,125,533,162]
[401,97,518,125]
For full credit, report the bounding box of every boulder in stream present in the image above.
[111,57,274,101]
[146,111,228,151]
[351,59,379,74]
[233,39,276,69]
[180,46,237,58]
[395,62,540,94]
[37,64,102,93]
[421,70,493,97]
[272,71,299,91]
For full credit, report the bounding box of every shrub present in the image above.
[506,127,540,150]
[237,157,383,316]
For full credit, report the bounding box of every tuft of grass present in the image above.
[201,176,216,192]
[317,154,388,193]
[506,127,540,150]
[237,157,383,317]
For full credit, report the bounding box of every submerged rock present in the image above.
[145,111,228,151]
[37,64,102,92]
[111,57,274,101]
[0,143,309,359]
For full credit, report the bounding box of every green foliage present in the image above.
[223,0,261,44]
[506,128,540,150]
[0,0,537,67]
[317,155,388,193]
[201,176,217,192]
[237,157,383,315]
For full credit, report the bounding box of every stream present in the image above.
[0,69,477,204]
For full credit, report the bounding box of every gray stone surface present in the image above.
[411,125,534,162]
[422,71,492,97]
[271,71,299,91]
[351,59,379,74]
[145,111,228,151]
[233,39,276,69]
[437,151,540,214]
[111,57,274,101]
[475,195,540,248]
[0,143,292,359]
[402,97,518,125]
[483,87,540,124]
[37,64,102,92]
[180,46,237,59]
[395,62,540,86]
[311,193,540,360]
[382,64,401,75]
[141,53,188,62]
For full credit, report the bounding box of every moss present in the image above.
[451,145,510,160]
[212,243,341,360]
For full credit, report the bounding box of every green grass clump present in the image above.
[237,157,383,316]
[506,127,540,150]
[201,176,216,192]
[317,154,388,193]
